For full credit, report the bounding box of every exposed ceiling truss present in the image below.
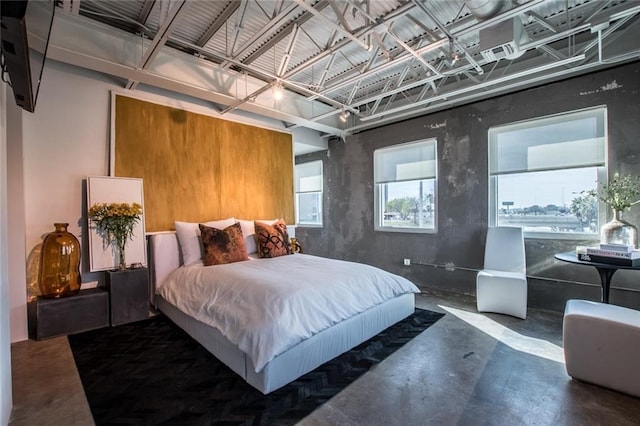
[33,0,640,137]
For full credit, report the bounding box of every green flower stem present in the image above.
[88,202,142,268]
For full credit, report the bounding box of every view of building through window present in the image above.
[375,139,437,232]
[296,192,322,225]
[496,167,599,233]
[295,161,323,226]
[489,106,606,237]
[380,180,435,228]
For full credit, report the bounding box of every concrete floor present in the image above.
[9,291,640,426]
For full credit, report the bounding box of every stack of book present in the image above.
[578,243,640,266]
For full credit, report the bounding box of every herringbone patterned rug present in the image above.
[69,308,444,425]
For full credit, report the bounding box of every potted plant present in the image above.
[588,172,640,247]
[88,202,143,270]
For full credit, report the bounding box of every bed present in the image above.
[149,230,420,394]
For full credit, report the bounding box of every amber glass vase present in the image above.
[38,223,81,298]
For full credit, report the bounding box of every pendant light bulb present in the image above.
[339,108,350,123]
[273,82,284,101]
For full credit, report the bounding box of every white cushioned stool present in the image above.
[563,299,640,398]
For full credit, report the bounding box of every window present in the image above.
[374,139,437,232]
[489,106,607,238]
[295,160,323,226]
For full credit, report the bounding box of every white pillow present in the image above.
[175,218,236,266]
[238,218,278,254]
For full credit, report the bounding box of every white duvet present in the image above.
[156,253,420,372]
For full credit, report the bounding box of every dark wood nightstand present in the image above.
[103,267,150,326]
[28,288,110,340]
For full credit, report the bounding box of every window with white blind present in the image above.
[295,160,323,226]
[489,106,607,238]
[374,139,437,232]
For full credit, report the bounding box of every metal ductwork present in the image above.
[465,0,505,20]
[479,18,527,61]
[22,0,640,136]
[465,1,527,62]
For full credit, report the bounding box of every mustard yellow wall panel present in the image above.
[113,95,294,232]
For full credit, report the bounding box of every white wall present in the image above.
[292,126,328,155]
[13,58,325,343]
[7,88,27,343]
[22,61,113,288]
[1,75,14,426]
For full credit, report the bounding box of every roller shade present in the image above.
[375,139,437,184]
[489,106,606,175]
[295,160,322,193]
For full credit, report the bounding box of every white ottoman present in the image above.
[563,299,640,398]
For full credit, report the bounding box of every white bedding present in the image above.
[156,253,420,372]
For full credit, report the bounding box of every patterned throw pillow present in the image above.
[254,219,292,258]
[199,222,249,266]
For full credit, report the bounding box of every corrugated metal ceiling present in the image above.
[46,0,640,136]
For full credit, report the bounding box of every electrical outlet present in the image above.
[403,258,411,266]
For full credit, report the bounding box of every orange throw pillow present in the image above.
[254,219,292,258]
[199,222,249,266]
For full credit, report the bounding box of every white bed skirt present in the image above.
[156,293,415,394]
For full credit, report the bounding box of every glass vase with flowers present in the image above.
[88,202,143,270]
[587,172,640,248]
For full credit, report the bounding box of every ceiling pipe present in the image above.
[220,2,300,68]
[343,0,444,78]
[456,0,546,38]
[346,6,639,123]
[317,0,636,125]
[307,0,547,102]
[241,1,330,66]
[412,0,483,74]
[345,3,615,113]
[345,49,639,134]
[25,4,346,135]
[280,3,417,82]
[359,54,586,122]
[158,31,354,113]
[292,0,370,51]
[464,0,506,20]
[306,38,447,101]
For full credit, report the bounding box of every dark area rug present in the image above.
[69,308,444,426]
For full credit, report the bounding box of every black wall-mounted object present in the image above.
[1,1,35,112]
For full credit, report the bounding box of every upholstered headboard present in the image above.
[148,232,181,303]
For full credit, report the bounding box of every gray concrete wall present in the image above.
[296,60,640,313]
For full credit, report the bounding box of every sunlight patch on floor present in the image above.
[439,305,565,364]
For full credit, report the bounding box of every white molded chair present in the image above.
[476,226,527,319]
